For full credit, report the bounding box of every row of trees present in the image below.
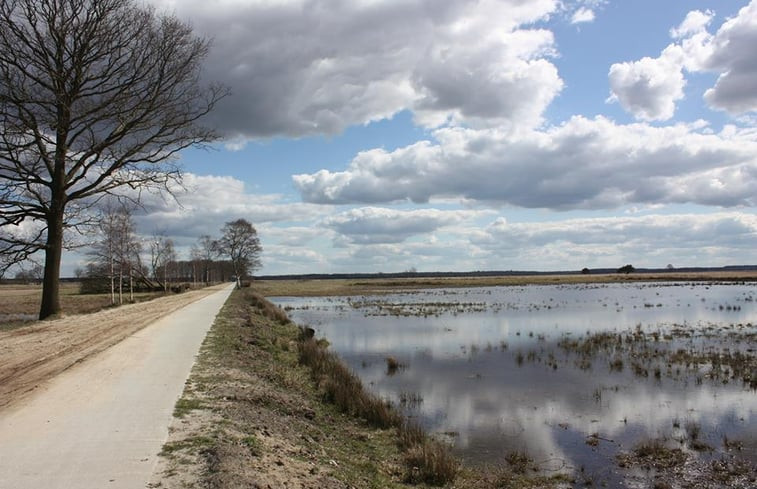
[81,206,261,305]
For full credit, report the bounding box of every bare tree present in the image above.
[192,234,219,283]
[86,204,141,304]
[217,219,262,287]
[149,233,175,291]
[14,262,43,282]
[0,0,225,319]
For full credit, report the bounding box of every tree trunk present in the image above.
[39,213,64,320]
[110,255,115,305]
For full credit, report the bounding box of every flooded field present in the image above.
[273,282,757,487]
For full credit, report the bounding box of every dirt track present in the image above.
[0,286,225,410]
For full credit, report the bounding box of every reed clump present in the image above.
[298,330,458,485]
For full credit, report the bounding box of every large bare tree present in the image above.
[217,219,262,287]
[0,0,225,319]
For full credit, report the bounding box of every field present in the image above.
[0,282,185,330]
[253,270,757,297]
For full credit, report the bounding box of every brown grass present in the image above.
[404,439,460,486]
[0,282,170,329]
[254,271,757,297]
[245,290,291,325]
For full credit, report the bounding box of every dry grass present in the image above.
[403,440,460,486]
[254,271,757,297]
[0,282,170,329]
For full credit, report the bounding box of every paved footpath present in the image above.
[0,284,234,489]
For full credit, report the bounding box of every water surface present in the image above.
[273,282,757,485]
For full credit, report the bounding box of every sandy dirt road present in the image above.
[0,284,234,489]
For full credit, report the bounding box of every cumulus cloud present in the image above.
[610,2,757,119]
[324,207,491,244]
[607,45,687,121]
[282,211,757,273]
[150,0,563,143]
[702,1,757,113]
[294,116,757,209]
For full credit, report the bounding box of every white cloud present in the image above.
[475,212,757,268]
[702,1,757,113]
[570,7,595,24]
[294,116,757,209]
[149,0,563,144]
[610,2,757,119]
[670,9,714,39]
[133,173,330,237]
[324,207,492,244]
[607,45,687,121]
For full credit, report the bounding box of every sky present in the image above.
[64,0,757,276]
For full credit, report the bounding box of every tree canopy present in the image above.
[217,219,262,286]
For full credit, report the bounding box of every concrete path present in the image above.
[0,285,234,489]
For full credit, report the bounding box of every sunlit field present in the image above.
[0,283,168,330]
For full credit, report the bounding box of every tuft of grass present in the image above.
[239,435,262,456]
[403,439,459,486]
[617,439,687,469]
[386,356,402,375]
[398,420,425,450]
[504,450,533,474]
[173,398,204,418]
[160,435,215,455]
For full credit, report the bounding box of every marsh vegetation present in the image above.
[274,281,757,487]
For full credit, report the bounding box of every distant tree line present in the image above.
[80,206,261,303]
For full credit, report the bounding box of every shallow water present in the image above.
[273,282,757,486]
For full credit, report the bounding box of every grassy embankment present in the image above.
[156,288,571,488]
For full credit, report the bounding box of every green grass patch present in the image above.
[173,398,204,418]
